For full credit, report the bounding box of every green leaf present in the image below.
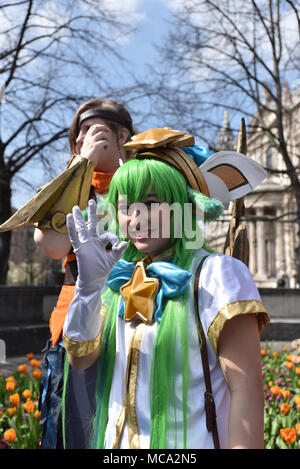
[275,435,288,449]
[271,418,280,436]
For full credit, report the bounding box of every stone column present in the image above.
[275,208,285,278]
[255,207,267,279]
[284,220,296,288]
[248,219,257,275]
[283,193,294,287]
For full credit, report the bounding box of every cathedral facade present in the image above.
[205,84,299,288]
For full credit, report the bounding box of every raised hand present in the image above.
[79,124,111,165]
[66,199,128,288]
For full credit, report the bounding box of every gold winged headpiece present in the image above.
[124,127,267,212]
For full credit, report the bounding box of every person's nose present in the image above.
[128,208,141,231]
[129,206,151,234]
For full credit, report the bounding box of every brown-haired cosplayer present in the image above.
[0,98,135,448]
[42,99,134,449]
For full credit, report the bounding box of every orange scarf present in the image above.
[91,170,114,194]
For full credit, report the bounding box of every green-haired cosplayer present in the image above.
[62,128,270,449]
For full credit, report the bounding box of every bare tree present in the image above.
[0,0,142,284]
[149,0,300,280]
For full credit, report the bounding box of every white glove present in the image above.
[63,199,128,343]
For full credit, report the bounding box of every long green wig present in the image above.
[91,158,223,448]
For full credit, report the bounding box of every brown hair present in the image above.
[68,98,134,154]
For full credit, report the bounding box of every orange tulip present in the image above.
[3,428,17,443]
[280,428,296,445]
[270,385,280,396]
[9,393,20,407]
[5,375,15,382]
[23,400,35,413]
[22,389,32,400]
[280,403,291,415]
[26,352,34,360]
[286,361,294,370]
[296,367,300,376]
[260,349,267,356]
[5,381,16,392]
[32,368,42,379]
[17,363,28,374]
[34,410,41,421]
[30,359,42,368]
[272,351,279,357]
[295,396,300,408]
[296,424,300,437]
[280,389,291,400]
[7,407,17,417]
[282,346,288,352]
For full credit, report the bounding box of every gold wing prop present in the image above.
[0,155,94,234]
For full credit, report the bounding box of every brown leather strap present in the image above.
[194,256,220,449]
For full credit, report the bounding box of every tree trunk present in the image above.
[0,172,12,285]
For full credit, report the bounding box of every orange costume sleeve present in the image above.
[49,254,77,347]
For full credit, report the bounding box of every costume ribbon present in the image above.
[107,258,192,323]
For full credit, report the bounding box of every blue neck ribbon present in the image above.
[107,258,192,323]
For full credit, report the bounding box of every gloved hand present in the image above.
[67,199,128,289]
[63,199,128,346]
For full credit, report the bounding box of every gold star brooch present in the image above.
[120,261,160,324]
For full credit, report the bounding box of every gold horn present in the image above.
[223,118,250,266]
[0,155,94,234]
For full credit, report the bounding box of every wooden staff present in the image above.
[223,118,249,266]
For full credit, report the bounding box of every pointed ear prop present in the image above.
[201,172,230,209]
[199,151,267,203]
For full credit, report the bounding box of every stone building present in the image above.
[205,83,300,288]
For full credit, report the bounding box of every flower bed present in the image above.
[262,340,300,449]
[0,354,42,449]
[0,341,299,449]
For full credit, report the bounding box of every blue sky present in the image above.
[11,0,174,209]
[122,0,171,69]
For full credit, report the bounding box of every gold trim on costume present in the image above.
[62,330,101,357]
[127,323,146,449]
[207,299,270,354]
[62,304,108,358]
[113,323,146,449]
